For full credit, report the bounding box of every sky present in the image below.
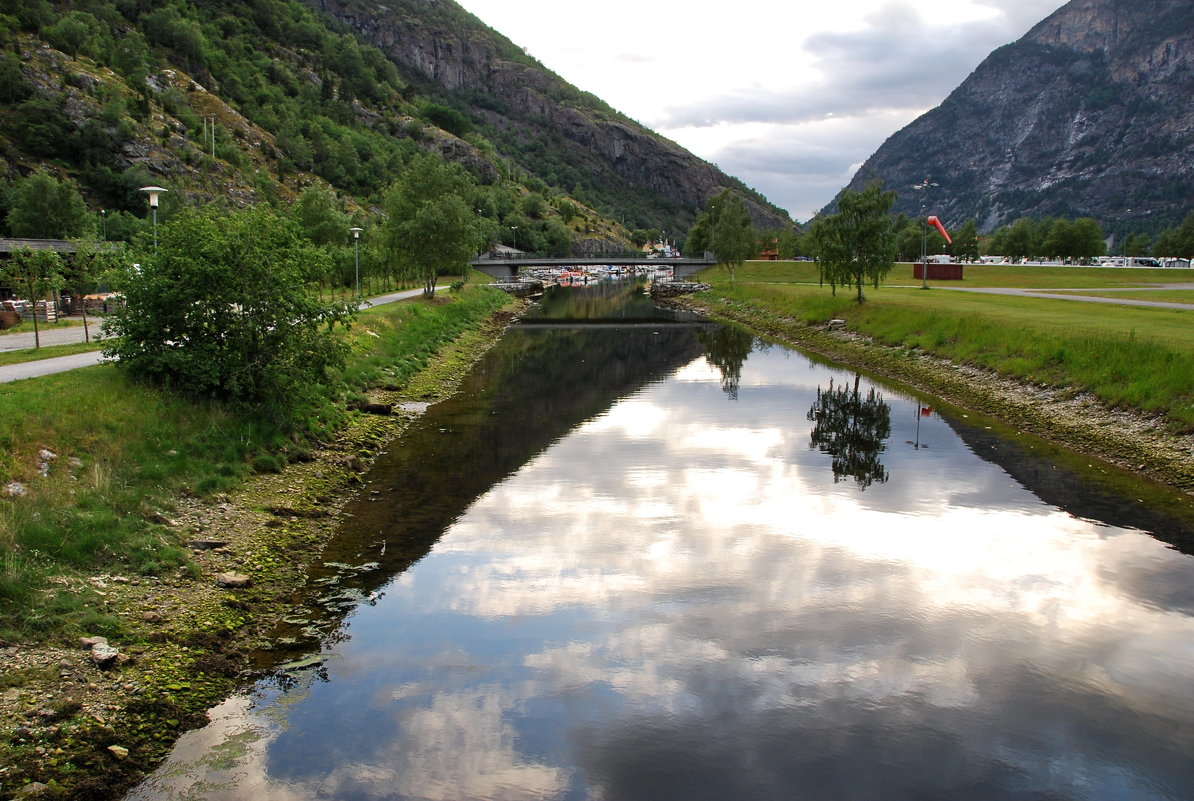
[454,0,1066,223]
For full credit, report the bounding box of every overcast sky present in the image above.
[454,0,1066,222]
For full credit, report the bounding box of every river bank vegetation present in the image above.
[690,259,1194,489]
[0,284,515,797]
[0,285,510,639]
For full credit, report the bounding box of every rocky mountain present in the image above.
[308,0,791,232]
[0,0,790,249]
[832,0,1193,236]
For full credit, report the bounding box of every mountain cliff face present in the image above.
[834,0,1193,234]
[0,0,791,248]
[310,0,792,231]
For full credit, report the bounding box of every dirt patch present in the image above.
[0,302,528,800]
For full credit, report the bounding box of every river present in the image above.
[126,281,1194,801]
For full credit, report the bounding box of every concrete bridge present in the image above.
[469,251,718,282]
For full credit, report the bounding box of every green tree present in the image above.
[2,248,64,349]
[65,239,124,345]
[1042,218,1072,259]
[542,219,572,253]
[382,155,482,296]
[42,11,108,59]
[1154,211,1194,259]
[775,226,804,259]
[142,7,206,74]
[952,220,980,262]
[556,200,578,224]
[684,215,711,252]
[1122,232,1151,257]
[712,193,755,284]
[521,192,548,220]
[103,206,355,422]
[992,218,1036,261]
[295,186,349,248]
[807,183,896,303]
[894,217,923,262]
[1071,218,1106,261]
[0,52,32,103]
[7,170,92,239]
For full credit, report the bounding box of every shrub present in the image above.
[103,205,356,425]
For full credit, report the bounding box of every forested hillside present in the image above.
[0,0,791,253]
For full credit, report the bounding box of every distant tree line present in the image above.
[0,159,495,424]
[759,206,1194,265]
[0,0,610,252]
[983,217,1107,262]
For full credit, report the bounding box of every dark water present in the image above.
[127,282,1194,801]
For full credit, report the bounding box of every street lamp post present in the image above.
[912,179,937,289]
[139,186,167,255]
[350,227,363,303]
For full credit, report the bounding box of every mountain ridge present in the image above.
[311,0,792,232]
[0,0,792,249]
[830,0,1193,236]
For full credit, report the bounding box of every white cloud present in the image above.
[455,0,1065,221]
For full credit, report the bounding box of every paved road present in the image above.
[0,351,107,383]
[0,287,432,384]
[0,323,107,352]
[9,281,1180,385]
[938,282,1194,310]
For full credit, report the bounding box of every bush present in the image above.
[103,205,356,424]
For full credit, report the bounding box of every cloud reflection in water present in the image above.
[126,347,1194,801]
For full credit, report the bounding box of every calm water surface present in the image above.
[128,283,1194,801]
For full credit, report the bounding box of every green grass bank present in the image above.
[0,284,519,799]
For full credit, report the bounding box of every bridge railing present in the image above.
[473,250,716,261]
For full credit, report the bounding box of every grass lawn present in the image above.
[707,260,1194,289]
[0,285,510,640]
[1034,289,1194,303]
[0,340,105,366]
[0,318,87,335]
[695,262,1194,431]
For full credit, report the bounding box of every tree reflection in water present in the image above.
[807,373,892,489]
[696,325,755,400]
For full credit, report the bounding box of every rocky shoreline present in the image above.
[0,304,526,801]
[683,294,1194,495]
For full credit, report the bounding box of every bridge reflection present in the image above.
[470,251,717,281]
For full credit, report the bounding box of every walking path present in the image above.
[0,323,106,352]
[938,282,1194,310]
[0,351,107,383]
[4,282,1185,384]
[0,287,429,384]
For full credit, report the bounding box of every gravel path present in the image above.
[0,287,431,383]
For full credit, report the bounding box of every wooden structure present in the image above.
[913,262,964,280]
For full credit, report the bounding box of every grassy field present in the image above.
[0,341,105,366]
[1038,289,1194,302]
[0,285,509,640]
[702,260,1194,289]
[0,318,87,334]
[694,261,1194,431]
